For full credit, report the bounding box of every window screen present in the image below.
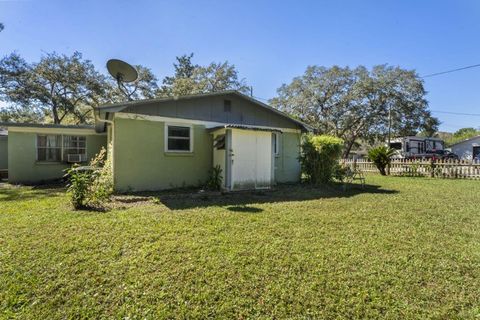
[63,136,87,159]
[273,133,280,155]
[389,142,402,150]
[37,135,62,161]
[167,126,191,151]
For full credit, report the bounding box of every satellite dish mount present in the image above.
[106,59,139,100]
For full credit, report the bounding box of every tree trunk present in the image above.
[379,167,387,175]
[52,104,60,124]
[343,139,356,158]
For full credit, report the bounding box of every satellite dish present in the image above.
[106,59,138,83]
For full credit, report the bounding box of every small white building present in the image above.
[450,135,480,160]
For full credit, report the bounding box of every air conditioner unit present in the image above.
[67,154,87,163]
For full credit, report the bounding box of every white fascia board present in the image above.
[8,127,105,136]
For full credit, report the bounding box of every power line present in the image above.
[252,95,269,102]
[431,110,480,116]
[421,63,480,78]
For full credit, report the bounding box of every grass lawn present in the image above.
[1,176,480,319]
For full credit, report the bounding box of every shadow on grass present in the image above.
[0,183,65,202]
[0,181,399,212]
[146,183,398,211]
[227,205,264,213]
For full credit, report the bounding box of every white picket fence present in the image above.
[342,159,480,180]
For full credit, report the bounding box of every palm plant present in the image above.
[368,146,396,175]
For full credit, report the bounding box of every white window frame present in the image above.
[164,123,193,153]
[36,134,62,162]
[273,132,280,156]
[36,134,88,162]
[63,135,87,161]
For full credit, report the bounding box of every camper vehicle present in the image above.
[388,136,451,159]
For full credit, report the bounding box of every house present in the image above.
[450,135,480,160]
[2,91,310,191]
[2,123,107,184]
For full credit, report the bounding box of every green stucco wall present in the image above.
[8,131,107,184]
[113,117,213,192]
[274,132,302,183]
[0,137,7,170]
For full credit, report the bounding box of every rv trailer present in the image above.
[388,136,446,159]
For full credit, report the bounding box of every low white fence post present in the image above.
[340,158,480,180]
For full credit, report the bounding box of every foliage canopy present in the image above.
[0,52,109,124]
[158,53,249,97]
[270,65,439,156]
[0,52,249,124]
[445,127,480,146]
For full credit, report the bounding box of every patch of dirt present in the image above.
[108,190,225,210]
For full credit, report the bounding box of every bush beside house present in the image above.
[66,146,113,209]
[300,134,344,184]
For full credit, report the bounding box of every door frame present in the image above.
[228,128,273,191]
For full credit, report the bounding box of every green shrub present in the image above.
[89,145,114,206]
[332,163,348,182]
[205,165,223,191]
[368,146,396,175]
[66,145,113,209]
[300,134,344,184]
[65,165,93,209]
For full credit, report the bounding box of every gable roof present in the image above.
[95,90,312,131]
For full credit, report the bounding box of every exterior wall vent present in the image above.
[224,100,232,112]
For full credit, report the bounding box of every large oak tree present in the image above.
[0,52,108,124]
[270,65,439,156]
[0,52,159,124]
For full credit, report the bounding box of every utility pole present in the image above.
[250,86,253,97]
[387,105,392,146]
[387,105,392,175]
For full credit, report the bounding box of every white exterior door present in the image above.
[230,129,272,190]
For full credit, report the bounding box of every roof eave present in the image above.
[0,122,95,130]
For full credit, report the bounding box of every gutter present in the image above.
[94,109,114,133]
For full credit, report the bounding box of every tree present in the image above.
[444,127,480,146]
[270,65,439,156]
[161,53,198,89]
[0,105,44,123]
[0,52,108,124]
[453,127,478,138]
[158,53,249,97]
[157,54,198,97]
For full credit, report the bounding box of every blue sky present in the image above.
[1,0,480,132]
